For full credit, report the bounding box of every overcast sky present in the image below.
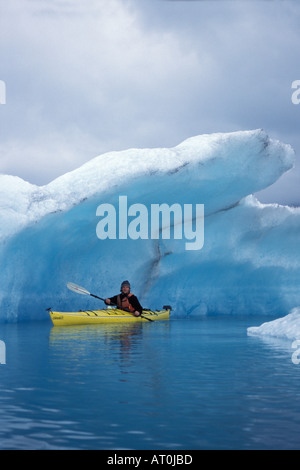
[0,0,300,205]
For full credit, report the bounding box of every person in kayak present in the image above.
[105,280,143,317]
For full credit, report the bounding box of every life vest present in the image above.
[117,293,135,313]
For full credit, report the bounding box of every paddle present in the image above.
[67,282,154,322]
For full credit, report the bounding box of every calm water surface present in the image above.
[0,316,300,450]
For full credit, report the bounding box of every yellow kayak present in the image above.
[49,308,170,326]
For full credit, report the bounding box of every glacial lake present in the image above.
[0,316,300,450]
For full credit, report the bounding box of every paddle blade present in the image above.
[67,282,90,296]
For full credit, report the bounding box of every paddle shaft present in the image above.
[90,293,106,302]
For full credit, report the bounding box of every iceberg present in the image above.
[0,129,299,322]
[247,308,300,340]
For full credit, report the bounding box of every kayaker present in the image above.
[105,280,143,317]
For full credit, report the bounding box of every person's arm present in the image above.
[129,295,143,314]
[105,295,119,306]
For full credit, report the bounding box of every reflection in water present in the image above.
[2,318,300,449]
[48,322,172,426]
[50,323,143,350]
[49,323,142,364]
[49,322,170,370]
[248,332,296,360]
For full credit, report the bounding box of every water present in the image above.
[0,316,300,450]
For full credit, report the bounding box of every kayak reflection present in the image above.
[49,323,149,364]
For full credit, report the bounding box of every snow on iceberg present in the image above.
[0,129,298,322]
[247,308,300,340]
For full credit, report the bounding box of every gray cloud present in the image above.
[0,0,299,205]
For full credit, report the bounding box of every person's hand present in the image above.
[105,299,111,305]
